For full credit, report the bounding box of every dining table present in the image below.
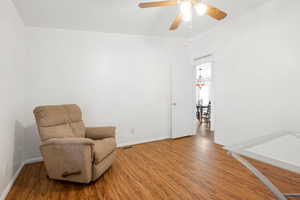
[196,104,209,122]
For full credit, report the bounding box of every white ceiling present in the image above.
[12,0,267,38]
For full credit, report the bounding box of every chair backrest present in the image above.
[33,104,86,141]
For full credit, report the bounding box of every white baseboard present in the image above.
[117,136,170,147]
[0,156,43,200]
[224,132,300,175]
[0,137,169,200]
[0,136,168,200]
[226,147,300,175]
[24,157,43,165]
[0,163,24,200]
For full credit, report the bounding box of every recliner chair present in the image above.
[33,104,116,183]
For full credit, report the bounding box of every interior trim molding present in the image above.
[0,136,169,200]
[194,53,212,62]
[117,136,170,148]
[225,147,300,175]
[24,157,43,165]
[0,163,24,200]
[0,157,44,200]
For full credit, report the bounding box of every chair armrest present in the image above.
[40,138,94,183]
[85,126,116,140]
[41,137,94,147]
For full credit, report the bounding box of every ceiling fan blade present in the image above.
[205,4,227,20]
[139,0,178,8]
[169,13,183,31]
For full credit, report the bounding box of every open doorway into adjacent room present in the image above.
[195,61,214,140]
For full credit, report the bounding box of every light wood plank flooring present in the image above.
[6,130,300,200]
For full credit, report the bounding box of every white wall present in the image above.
[1,0,299,197]
[23,27,189,160]
[4,0,300,194]
[0,0,26,198]
[191,0,300,164]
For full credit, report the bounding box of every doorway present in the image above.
[194,58,215,139]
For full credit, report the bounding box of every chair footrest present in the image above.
[62,170,82,178]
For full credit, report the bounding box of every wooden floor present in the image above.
[6,127,300,200]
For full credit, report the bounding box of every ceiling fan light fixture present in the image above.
[194,2,208,16]
[180,1,192,22]
[182,11,192,22]
[138,0,227,31]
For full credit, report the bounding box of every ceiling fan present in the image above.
[138,0,227,31]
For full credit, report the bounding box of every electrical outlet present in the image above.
[5,163,10,175]
[1,165,5,179]
[130,128,135,135]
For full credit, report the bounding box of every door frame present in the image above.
[193,54,216,131]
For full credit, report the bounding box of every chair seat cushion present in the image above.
[93,138,116,164]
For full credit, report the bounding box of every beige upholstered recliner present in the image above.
[33,104,116,183]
